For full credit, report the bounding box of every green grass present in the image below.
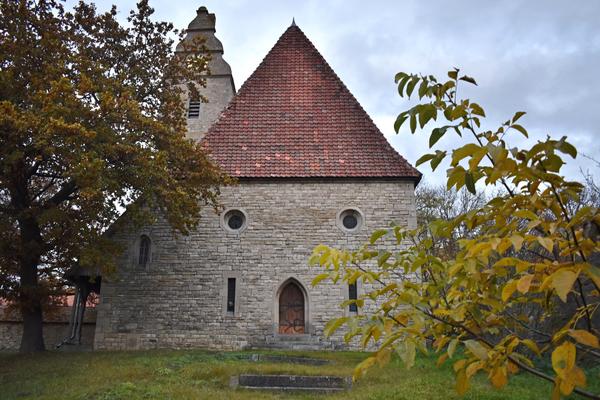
[0,349,598,399]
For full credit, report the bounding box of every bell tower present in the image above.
[177,7,235,141]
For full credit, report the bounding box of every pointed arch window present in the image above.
[138,235,151,267]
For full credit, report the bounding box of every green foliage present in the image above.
[0,0,229,351]
[312,69,600,398]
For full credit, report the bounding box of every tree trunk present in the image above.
[19,301,44,352]
[18,217,45,353]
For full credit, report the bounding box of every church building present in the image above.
[91,7,420,351]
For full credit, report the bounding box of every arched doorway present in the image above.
[278,281,305,334]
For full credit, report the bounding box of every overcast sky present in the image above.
[77,0,600,186]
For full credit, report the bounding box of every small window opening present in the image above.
[343,214,358,229]
[138,235,151,267]
[188,100,201,118]
[338,208,363,232]
[223,209,246,232]
[227,278,236,313]
[228,213,244,230]
[348,283,358,312]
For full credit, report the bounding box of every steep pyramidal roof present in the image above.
[203,24,421,180]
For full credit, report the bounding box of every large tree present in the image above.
[312,70,600,398]
[0,0,227,352]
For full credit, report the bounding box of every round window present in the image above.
[223,209,246,232]
[342,214,358,230]
[338,208,363,232]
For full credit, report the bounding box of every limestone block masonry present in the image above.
[94,179,417,350]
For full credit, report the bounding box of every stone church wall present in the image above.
[94,179,417,350]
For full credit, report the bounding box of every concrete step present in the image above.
[231,374,351,392]
[261,343,333,351]
[252,334,343,351]
[266,334,321,343]
[258,334,338,351]
[251,354,330,365]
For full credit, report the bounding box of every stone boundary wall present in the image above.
[0,306,96,350]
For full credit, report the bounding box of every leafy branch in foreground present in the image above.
[311,69,600,399]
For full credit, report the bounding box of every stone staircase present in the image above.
[258,334,340,351]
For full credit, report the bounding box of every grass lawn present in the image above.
[0,349,598,399]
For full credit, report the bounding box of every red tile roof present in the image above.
[203,24,421,180]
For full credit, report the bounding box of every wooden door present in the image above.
[278,282,305,334]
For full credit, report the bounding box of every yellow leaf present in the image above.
[436,353,449,367]
[456,369,469,395]
[324,317,350,337]
[510,235,525,251]
[521,339,541,356]
[448,338,459,358]
[497,238,512,254]
[466,361,483,378]
[311,273,330,286]
[552,378,562,400]
[490,366,508,388]
[396,341,416,369]
[567,365,586,387]
[551,342,576,380]
[537,236,554,253]
[559,377,575,396]
[517,274,534,293]
[353,356,376,381]
[453,359,467,372]
[502,280,517,302]
[568,330,600,349]
[376,348,392,367]
[551,269,579,302]
[585,266,600,290]
[507,361,519,374]
[465,339,488,360]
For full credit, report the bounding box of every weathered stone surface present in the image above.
[94,179,417,350]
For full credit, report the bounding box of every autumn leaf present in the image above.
[502,280,517,302]
[551,269,579,302]
[456,369,469,395]
[517,274,534,294]
[490,366,508,388]
[568,330,600,349]
[551,342,576,380]
[537,237,554,253]
[464,340,488,360]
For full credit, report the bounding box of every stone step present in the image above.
[256,334,341,351]
[266,334,321,343]
[260,343,333,351]
[251,354,330,365]
[231,374,351,392]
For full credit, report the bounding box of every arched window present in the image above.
[138,235,151,267]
